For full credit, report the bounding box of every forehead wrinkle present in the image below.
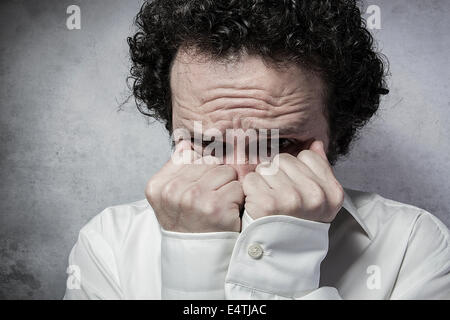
[174,89,323,133]
[200,97,277,115]
[172,51,321,102]
[174,68,324,110]
[171,51,328,142]
[175,84,321,116]
[243,112,312,134]
[199,87,280,106]
[279,87,324,106]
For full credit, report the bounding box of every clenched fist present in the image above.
[242,140,344,223]
[145,141,244,233]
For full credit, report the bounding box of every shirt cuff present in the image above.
[226,214,330,298]
[160,226,239,299]
[241,209,254,232]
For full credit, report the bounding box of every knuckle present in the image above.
[162,179,179,200]
[202,200,218,216]
[244,171,258,182]
[228,180,242,192]
[285,189,302,211]
[277,153,293,161]
[242,172,257,192]
[201,156,222,165]
[264,195,277,213]
[308,182,326,209]
[255,162,267,173]
[180,184,201,209]
[145,179,159,201]
[297,150,313,161]
[333,181,345,208]
[218,165,237,179]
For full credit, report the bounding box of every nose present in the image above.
[228,164,258,182]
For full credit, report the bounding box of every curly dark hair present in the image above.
[127,0,388,164]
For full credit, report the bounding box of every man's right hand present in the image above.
[145,140,244,233]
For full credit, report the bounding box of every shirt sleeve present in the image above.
[225,211,343,299]
[63,220,123,300]
[389,211,450,299]
[160,226,239,299]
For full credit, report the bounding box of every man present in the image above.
[64,0,449,299]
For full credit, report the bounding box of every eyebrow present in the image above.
[278,127,303,136]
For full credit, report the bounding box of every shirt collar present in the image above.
[342,189,373,240]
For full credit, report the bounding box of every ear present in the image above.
[309,140,328,161]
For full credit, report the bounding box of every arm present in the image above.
[224,211,342,300]
[389,212,450,299]
[160,228,238,299]
[146,141,244,299]
[160,212,342,300]
[232,140,345,299]
[63,222,123,300]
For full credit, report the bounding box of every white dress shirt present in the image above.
[63,188,450,300]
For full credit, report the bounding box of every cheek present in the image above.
[292,112,330,150]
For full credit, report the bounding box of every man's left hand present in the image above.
[242,140,344,223]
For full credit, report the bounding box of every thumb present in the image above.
[175,139,193,153]
[309,140,328,161]
[172,140,201,164]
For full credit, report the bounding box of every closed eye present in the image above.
[278,138,297,150]
[276,138,309,155]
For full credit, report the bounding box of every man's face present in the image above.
[170,49,329,181]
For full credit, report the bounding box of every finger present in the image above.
[286,174,342,220]
[271,153,338,208]
[283,160,342,211]
[255,161,295,190]
[297,141,334,182]
[276,153,318,182]
[169,142,219,180]
[216,180,245,206]
[154,140,198,180]
[289,174,325,205]
[177,140,203,161]
[193,155,223,165]
[197,165,238,190]
[216,180,245,228]
[172,160,220,183]
[309,140,328,161]
[242,171,271,196]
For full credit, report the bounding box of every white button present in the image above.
[248,243,263,259]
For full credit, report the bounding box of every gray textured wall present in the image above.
[0,0,448,299]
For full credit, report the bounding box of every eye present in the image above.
[278,138,297,151]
